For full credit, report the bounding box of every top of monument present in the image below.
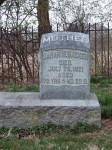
[40,32,90,50]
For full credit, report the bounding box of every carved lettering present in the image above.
[75,36,82,42]
[62,73,73,78]
[42,34,89,43]
[42,79,49,84]
[42,78,88,85]
[51,36,58,41]
[42,49,88,86]
[67,35,74,41]
[42,36,50,43]
[59,60,72,65]
[48,66,61,72]
[63,66,71,72]
[43,50,88,60]
[73,67,83,72]
[62,79,65,84]
[66,79,88,85]
[51,79,60,84]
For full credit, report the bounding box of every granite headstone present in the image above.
[0,32,101,128]
[39,32,90,99]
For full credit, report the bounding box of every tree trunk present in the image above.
[0,0,5,6]
[37,0,52,46]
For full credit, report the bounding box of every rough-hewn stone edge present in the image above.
[0,92,101,128]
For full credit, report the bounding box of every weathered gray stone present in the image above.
[0,92,101,128]
[39,32,90,99]
[0,32,101,129]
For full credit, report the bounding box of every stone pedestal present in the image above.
[0,92,101,128]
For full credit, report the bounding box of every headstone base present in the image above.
[0,92,101,128]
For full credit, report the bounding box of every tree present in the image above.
[0,0,38,29]
[37,0,52,46]
[50,0,112,30]
[0,0,5,6]
[0,0,39,84]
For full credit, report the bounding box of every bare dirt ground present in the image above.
[77,119,112,140]
[102,119,112,132]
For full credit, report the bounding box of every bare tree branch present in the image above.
[0,0,5,6]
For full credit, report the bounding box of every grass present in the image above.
[0,123,99,137]
[0,122,109,150]
[1,84,39,92]
[90,77,112,119]
[0,123,100,150]
[1,130,112,149]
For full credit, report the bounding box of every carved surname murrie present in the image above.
[39,32,90,99]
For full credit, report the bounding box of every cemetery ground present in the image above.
[0,77,112,149]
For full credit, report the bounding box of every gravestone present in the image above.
[0,32,101,128]
[39,32,90,99]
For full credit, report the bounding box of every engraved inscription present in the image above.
[43,50,88,60]
[42,34,89,43]
[48,66,61,72]
[73,67,83,72]
[42,49,89,86]
[59,60,72,65]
